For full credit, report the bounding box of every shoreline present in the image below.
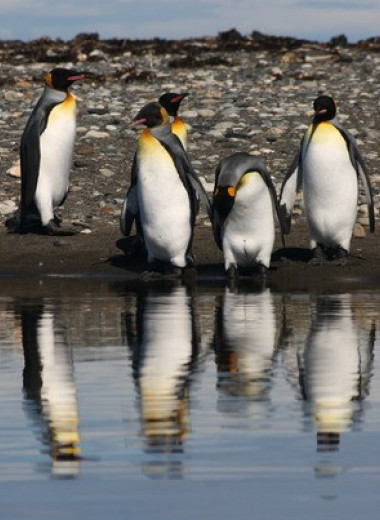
[0,218,379,295]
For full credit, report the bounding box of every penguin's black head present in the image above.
[131,102,169,128]
[213,185,236,222]
[45,68,85,91]
[313,95,336,122]
[159,92,189,116]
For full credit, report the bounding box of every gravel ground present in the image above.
[0,31,379,289]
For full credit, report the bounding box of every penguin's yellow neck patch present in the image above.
[306,122,344,145]
[47,92,76,124]
[237,170,257,188]
[140,128,156,143]
[160,107,170,125]
[138,128,166,158]
[171,117,187,145]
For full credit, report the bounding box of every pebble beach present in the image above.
[0,30,379,286]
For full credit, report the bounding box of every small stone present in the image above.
[0,200,17,215]
[7,162,21,178]
[271,67,283,79]
[100,168,114,178]
[80,228,92,235]
[82,130,110,139]
[180,110,198,119]
[198,109,216,117]
[281,52,302,64]
[353,222,366,238]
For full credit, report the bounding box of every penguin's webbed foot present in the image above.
[331,247,349,266]
[309,245,327,266]
[46,219,79,236]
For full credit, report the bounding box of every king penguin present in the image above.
[158,92,189,149]
[279,95,375,265]
[212,152,284,283]
[126,101,209,275]
[120,91,189,243]
[10,68,85,235]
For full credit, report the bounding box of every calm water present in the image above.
[1,281,380,519]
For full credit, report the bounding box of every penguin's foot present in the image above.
[309,245,327,265]
[130,236,147,258]
[140,260,185,280]
[256,263,268,278]
[331,247,349,266]
[46,219,79,236]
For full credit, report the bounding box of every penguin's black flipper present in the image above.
[335,123,375,233]
[120,185,139,236]
[156,133,205,223]
[19,95,56,231]
[255,163,286,247]
[185,166,212,221]
[20,118,42,210]
[356,157,375,233]
[278,147,303,235]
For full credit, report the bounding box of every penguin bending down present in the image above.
[279,95,375,265]
[120,92,189,243]
[212,152,284,282]
[126,101,210,274]
[8,68,85,235]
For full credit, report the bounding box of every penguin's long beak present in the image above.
[67,74,86,82]
[130,118,147,127]
[316,108,327,115]
[171,93,189,104]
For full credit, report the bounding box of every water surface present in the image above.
[1,281,379,518]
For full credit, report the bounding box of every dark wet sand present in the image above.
[0,218,379,296]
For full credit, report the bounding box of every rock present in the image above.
[7,162,21,178]
[82,129,110,139]
[0,200,17,215]
[353,223,366,238]
[100,168,114,178]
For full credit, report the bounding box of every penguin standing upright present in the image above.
[212,152,284,282]
[120,91,189,241]
[279,95,375,264]
[158,92,189,149]
[9,68,85,235]
[126,101,209,274]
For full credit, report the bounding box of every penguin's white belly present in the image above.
[37,116,76,206]
[138,152,191,266]
[223,174,275,268]
[304,314,359,431]
[303,133,357,248]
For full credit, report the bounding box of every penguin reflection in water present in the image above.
[120,92,190,254]
[299,295,375,453]
[124,102,210,276]
[126,286,200,454]
[7,68,85,235]
[212,152,284,283]
[279,95,375,265]
[20,301,82,475]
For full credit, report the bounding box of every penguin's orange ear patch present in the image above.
[45,72,53,88]
[227,186,236,197]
